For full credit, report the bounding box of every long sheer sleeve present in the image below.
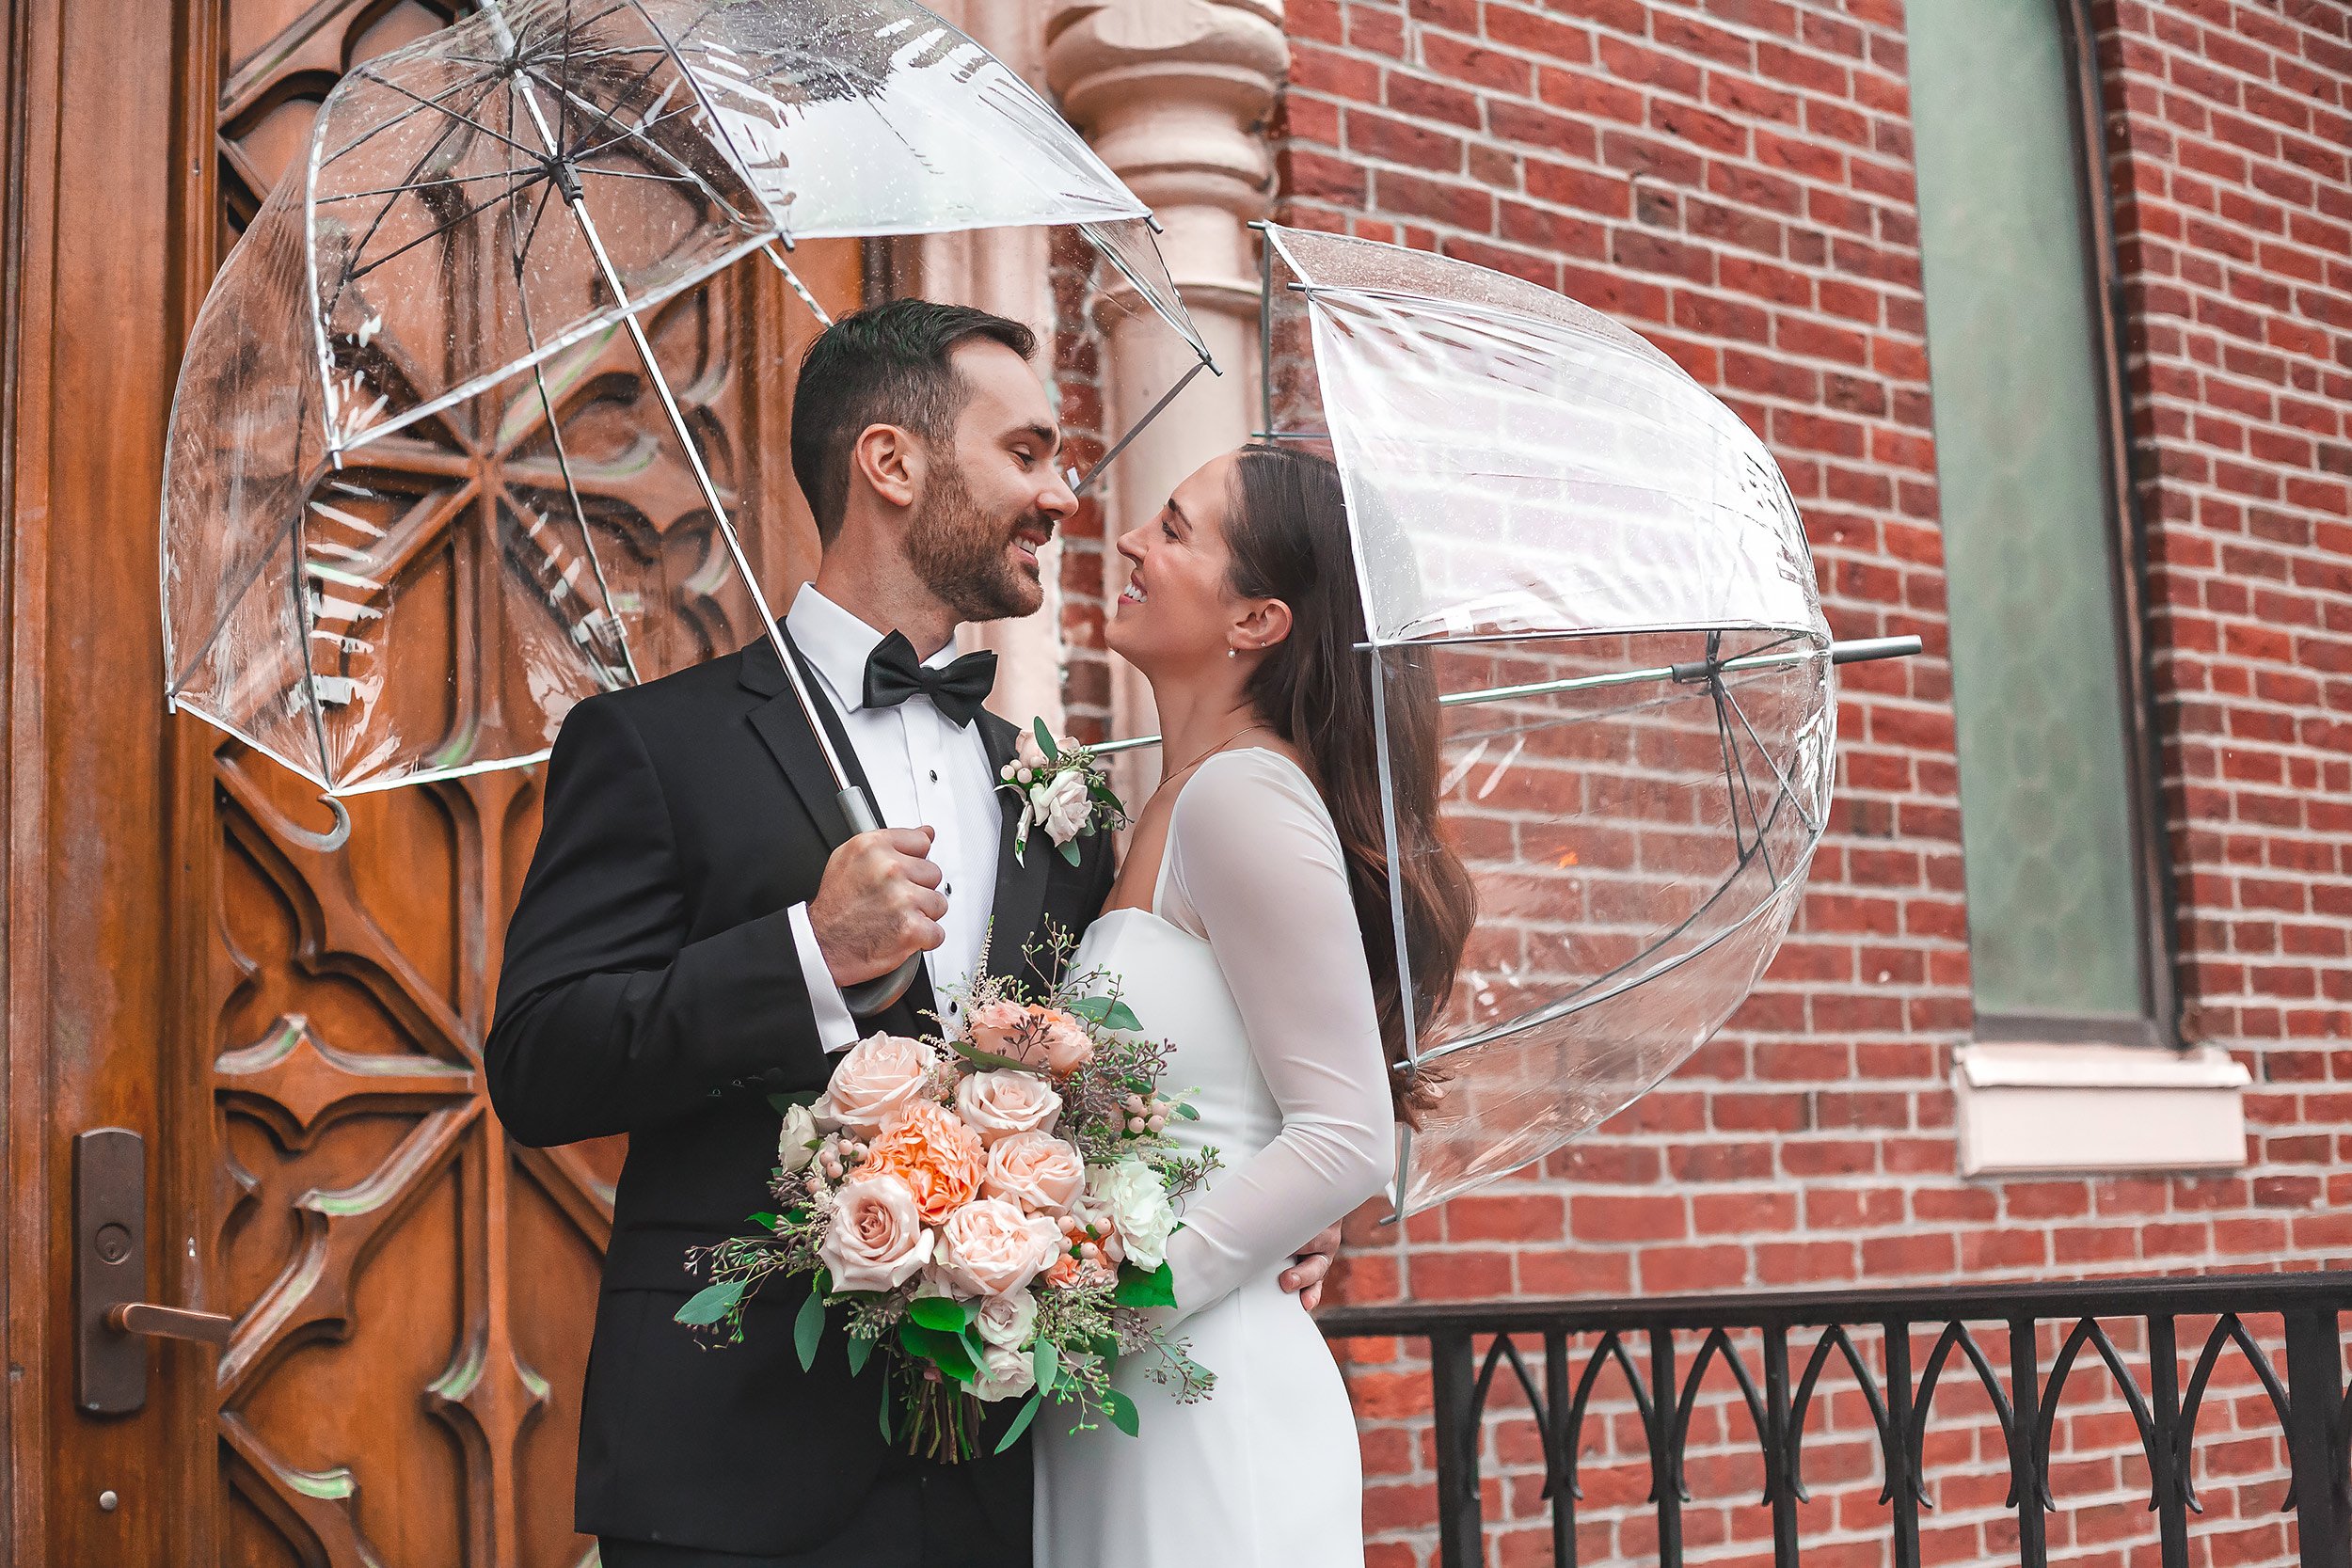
[1155,750,1394,1323]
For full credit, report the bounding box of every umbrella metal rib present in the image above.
[485,2,917,1013]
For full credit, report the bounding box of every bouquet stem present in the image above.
[903,1374,983,1464]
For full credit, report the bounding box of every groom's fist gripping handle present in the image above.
[809,824,947,990]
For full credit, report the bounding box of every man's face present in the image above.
[903,339,1077,623]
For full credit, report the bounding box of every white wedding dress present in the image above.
[1035,749,1393,1568]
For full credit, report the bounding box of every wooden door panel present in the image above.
[187,4,848,1564]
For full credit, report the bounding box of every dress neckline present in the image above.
[1096,746,1311,928]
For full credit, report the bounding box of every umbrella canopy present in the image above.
[1256,224,1838,1216]
[162,0,1207,797]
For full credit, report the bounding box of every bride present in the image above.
[1035,443,1473,1565]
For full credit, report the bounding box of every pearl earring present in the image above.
[1228,646,1238,659]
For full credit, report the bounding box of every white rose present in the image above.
[968,1342,1038,1403]
[776,1102,820,1173]
[975,1286,1038,1350]
[1028,770,1092,845]
[1089,1161,1178,1271]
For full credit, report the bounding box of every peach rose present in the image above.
[1025,1006,1095,1074]
[965,999,1031,1064]
[983,1131,1086,1215]
[818,1034,939,1137]
[933,1197,1060,1297]
[818,1173,933,1293]
[855,1101,985,1226]
[954,1069,1061,1145]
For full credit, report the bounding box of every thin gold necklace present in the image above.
[1152,721,1273,801]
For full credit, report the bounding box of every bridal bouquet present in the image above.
[677,944,1220,1462]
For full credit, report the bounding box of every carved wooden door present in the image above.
[10,1,850,1561]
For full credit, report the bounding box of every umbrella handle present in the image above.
[834,787,922,1018]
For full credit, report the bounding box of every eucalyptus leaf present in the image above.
[847,1331,876,1377]
[1101,1387,1140,1437]
[674,1280,744,1327]
[1058,837,1082,867]
[1033,717,1060,764]
[1103,1001,1141,1033]
[747,1211,779,1229]
[793,1290,826,1371]
[1176,1103,1200,1121]
[1032,1339,1060,1395]
[994,1389,1045,1453]
[1065,995,1113,1023]
[880,1382,895,1442]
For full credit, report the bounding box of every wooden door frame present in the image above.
[5,0,220,1557]
[4,0,62,1548]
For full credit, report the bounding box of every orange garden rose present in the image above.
[854,1100,985,1225]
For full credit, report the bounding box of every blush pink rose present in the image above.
[1025,1006,1095,1074]
[954,1069,1061,1145]
[965,999,1031,1064]
[818,1173,933,1292]
[933,1197,1060,1297]
[818,1034,938,1137]
[982,1131,1086,1215]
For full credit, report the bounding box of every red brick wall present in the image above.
[1041,0,2351,1562]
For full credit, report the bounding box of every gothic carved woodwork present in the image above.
[198,5,837,1563]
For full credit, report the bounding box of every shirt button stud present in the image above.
[930,769,939,782]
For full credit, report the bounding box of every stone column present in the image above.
[1045,0,1287,786]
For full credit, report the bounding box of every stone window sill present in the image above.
[1952,1040,2250,1179]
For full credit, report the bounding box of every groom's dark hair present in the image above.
[790,297,1038,544]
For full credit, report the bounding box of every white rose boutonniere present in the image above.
[998,720,1127,865]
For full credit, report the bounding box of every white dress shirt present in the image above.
[781,584,1004,1051]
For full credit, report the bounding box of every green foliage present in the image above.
[1112,1261,1177,1309]
[674,1280,743,1327]
[994,1389,1044,1453]
[907,1295,977,1334]
[1100,1387,1140,1437]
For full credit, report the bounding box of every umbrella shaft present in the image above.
[501,57,858,799]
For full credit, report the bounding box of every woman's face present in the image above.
[1105,451,1248,675]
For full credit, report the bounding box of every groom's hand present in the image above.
[810,826,947,987]
[1279,1222,1344,1311]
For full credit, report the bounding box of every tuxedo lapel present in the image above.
[738,634,939,1030]
[740,634,863,846]
[978,714,1056,988]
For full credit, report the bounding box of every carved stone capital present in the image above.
[1046,1,1287,308]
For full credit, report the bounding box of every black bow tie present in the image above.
[861,630,998,728]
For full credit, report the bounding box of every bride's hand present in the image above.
[1279,1222,1344,1311]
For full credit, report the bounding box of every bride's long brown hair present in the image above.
[1223,444,1475,1125]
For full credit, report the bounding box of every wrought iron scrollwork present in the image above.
[1320,1273,2352,1568]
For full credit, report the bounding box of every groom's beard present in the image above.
[907,462,1051,623]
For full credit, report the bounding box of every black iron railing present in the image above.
[1320,1272,2352,1568]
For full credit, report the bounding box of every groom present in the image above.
[486,299,1334,1568]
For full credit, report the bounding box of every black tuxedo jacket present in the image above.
[485,635,1115,1559]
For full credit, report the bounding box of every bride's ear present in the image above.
[1232,597,1294,656]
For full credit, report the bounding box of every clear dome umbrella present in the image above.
[160,0,1210,1007]
[1105,225,1915,1216]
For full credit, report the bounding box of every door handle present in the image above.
[74,1128,229,1415]
[106,1301,232,1345]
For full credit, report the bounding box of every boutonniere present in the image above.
[999,720,1127,866]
